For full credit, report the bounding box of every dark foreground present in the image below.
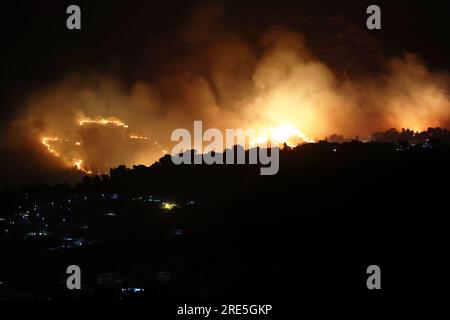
[0,139,449,301]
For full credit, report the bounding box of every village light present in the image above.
[161,202,177,210]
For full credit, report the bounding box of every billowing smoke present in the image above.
[2,2,449,184]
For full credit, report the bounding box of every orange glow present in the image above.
[130,135,167,154]
[15,24,449,178]
[41,137,62,157]
[79,117,129,128]
[129,135,149,140]
[249,123,314,147]
[41,136,91,174]
[40,116,168,175]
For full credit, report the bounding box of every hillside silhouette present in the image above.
[0,128,449,299]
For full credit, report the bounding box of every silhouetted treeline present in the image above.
[1,137,449,299]
[325,127,450,146]
[369,127,450,144]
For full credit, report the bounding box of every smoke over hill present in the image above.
[1,2,449,185]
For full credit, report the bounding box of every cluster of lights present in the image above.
[161,202,177,210]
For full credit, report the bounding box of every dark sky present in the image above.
[1,0,449,122]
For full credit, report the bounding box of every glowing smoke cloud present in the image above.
[2,3,450,182]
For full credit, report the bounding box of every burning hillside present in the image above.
[1,2,449,182]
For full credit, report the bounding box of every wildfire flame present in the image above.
[79,117,129,128]
[130,135,168,154]
[39,117,171,174]
[41,121,309,174]
[129,135,149,140]
[41,137,62,157]
[41,136,92,174]
[249,124,314,147]
[73,159,83,170]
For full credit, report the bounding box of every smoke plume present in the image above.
[2,2,449,184]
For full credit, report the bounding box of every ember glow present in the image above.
[129,135,150,140]
[41,137,92,174]
[130,135,168,154]
[38,117,169,174]
[41,137,62,158]
[249,124,314,147]
[79,117,129,128]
